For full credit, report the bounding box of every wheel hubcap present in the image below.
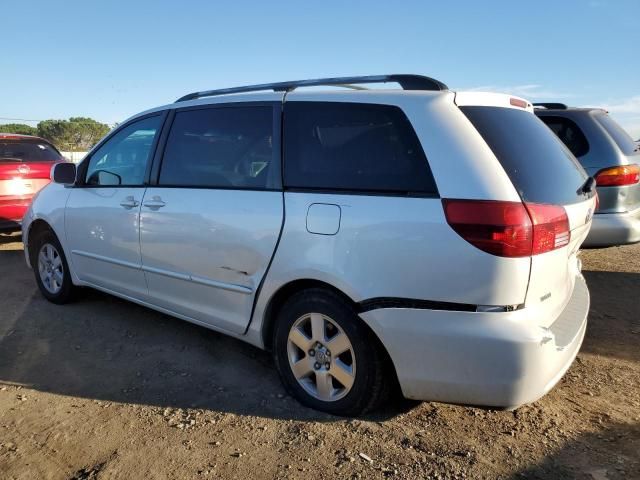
[287,313,356,402]
[37,243,64,294]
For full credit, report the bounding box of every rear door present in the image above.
[460,104,597,326]
[139,102,284,334]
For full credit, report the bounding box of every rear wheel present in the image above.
[31,229,76,304]
[273,288,391,416]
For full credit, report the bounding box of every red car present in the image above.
[0,134,64,232]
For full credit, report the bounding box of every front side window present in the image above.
[159,106,276,189]
[539,116,589,158]
[284,102,438,195]
[85,115,162,186]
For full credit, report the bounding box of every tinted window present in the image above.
[538,116,589,158]
[284,102,437,194]
[0,140,61,163]
[85,115,161,186]
[159,106,275,189]
[461,107,588,205]
[594,113,638,155]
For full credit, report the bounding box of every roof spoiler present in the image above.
[175,74,449,103]
[532,102,568,110]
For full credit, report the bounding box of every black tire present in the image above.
[30,229,76,304]
[273,288,391,416]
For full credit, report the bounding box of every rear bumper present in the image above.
[360,274,589,409]
[0,219,21,232]
[0,196,32,231]
[583,207,640,248]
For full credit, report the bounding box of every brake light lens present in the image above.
[443,199,570,257]
[509,98,528,109]
[594,164,640,187]
[524,203,570,254]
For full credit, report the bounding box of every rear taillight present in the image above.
[594,164,640,187]
[443,199,570,258]
[524,203,570,254]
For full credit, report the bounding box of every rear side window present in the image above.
[594,113,638,156]
[461,106,588,205]
[538,116,589,158]
[0,140,61,163]
[284,102,438,195]
[159,106,276,189]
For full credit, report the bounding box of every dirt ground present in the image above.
[1,233,638,479]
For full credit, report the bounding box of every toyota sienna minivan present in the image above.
[23,75,595,416]
[534,103,640,247]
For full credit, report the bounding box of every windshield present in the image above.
[594,113,638,156]
[461,106,589,205]
[0,140,61,162]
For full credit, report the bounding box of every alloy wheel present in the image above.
[37,243,64,295]
[287,312,356,402]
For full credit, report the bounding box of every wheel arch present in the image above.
[260,279,400,388]
[25,218,56,264]
[261,279,353,350]
[260,278,402,408]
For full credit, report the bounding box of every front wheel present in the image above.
[31,229,76,304]
[273,289,391,416]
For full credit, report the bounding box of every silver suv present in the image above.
[23,75,595,416]
[535,103,640,247]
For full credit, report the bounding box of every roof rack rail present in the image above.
[175,74,448,103]
[532,102,568,110]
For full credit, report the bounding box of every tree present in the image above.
[0,123,37,135]
[36,117,111,151]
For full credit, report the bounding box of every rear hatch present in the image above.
[0,136,61,197]
[458,99,596,327]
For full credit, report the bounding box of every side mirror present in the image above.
[51,162,77,185]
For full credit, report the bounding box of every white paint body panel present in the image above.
[251,192,530,308]
[64,187,148,299]
[361,274,589,407]
[526,198,595,328]
[139,188,283,334]
[22,183,72,270]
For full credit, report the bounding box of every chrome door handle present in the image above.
[120,196,140,209]
[143,196,166,209]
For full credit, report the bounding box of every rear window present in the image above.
[538,116,590,158]
[594,113,638,156]
[461,106,588,205]
[284,102,438,195]
[0,140,61,162]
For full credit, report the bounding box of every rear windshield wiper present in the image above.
[0,157,24,162]
[578,176,596,195]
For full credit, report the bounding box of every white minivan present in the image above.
[23,75,595,416]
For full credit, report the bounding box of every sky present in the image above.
[2,0,639,139]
